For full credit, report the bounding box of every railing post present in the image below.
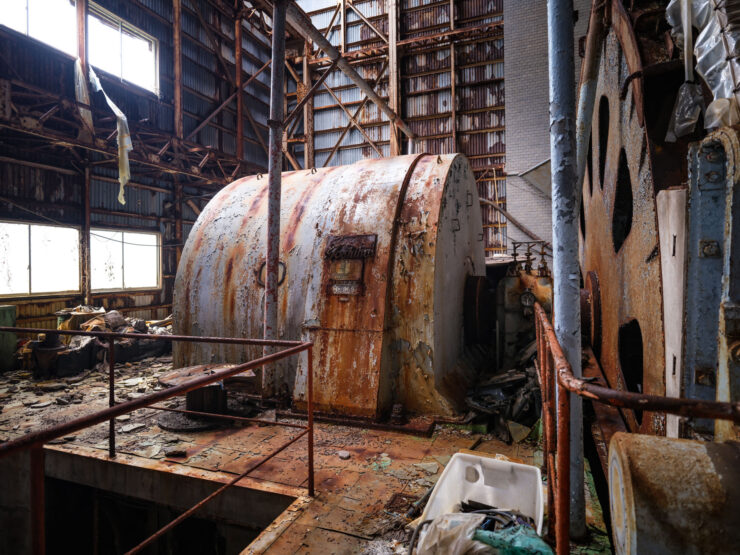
[307,345,314,497]
[556,372,571,555]
[108,338,116,458]
[30,445,45,555]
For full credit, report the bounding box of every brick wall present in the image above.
[503,0,591,247]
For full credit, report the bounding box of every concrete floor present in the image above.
[0,356,610,554]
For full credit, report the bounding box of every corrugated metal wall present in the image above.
[0,0,272,328]
[301,0,507,253]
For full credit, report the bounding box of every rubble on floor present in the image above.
[9,307,173,379]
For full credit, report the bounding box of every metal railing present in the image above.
[533,303,740,555]
[0,326,315,555]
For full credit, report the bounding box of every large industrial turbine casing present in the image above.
[173,154,486,419]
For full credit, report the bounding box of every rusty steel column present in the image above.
[173,0,184,141]
[235,13,244,163]
[264,0,287,398]
[547,0,585,539]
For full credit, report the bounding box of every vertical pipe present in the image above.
[307,346,314,497]
[263,0,287,398]
[173,0,184,141]
[235,13,244,164]
[557,376,571,555]
[547,0,585,538]
[575,5,605,195]
[30,446,45,555]
[108,339,116,458]
[303,42,315,169]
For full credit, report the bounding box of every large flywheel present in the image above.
[580,1,693,435]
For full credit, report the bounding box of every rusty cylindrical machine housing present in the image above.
[173,154,486,418]
[608,432,740,555]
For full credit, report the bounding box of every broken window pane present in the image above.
[123,231,158,289]
[0,222,30,296]
[91,229,123,290]
[30,224,79,293]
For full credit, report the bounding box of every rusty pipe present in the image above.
[263,0,287,399]
[575,0,606,196]
[0,342,311,459]
[0,327,304,347]
[285,1,415,142]
[556,371,570,555]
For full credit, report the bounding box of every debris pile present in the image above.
[10,306,173,378]
[465,343,541,443]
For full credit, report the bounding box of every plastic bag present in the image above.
[665,82,705,141]
[416,513,493,555]
[473,525,553,555]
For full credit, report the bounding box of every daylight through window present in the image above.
[90,229,160,291]
[0,222,80,296]
[1,0,158,93]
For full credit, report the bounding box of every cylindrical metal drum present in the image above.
[609,432,740,555]
[173,154,486,418]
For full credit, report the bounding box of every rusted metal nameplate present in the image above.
[324,234,377,259]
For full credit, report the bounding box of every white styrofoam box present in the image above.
[420,452,545,535]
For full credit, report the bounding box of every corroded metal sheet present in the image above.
[174,154,486,419]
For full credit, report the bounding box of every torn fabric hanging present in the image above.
[73,59,94,141]
[88,67,132,205]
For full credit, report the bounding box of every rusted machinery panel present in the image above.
[609,433,740,555]
[581,23,668,435]
[174,154,485,418]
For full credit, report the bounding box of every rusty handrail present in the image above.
[534,304,740,423]
[534,302,740,555]
[0,325,315,555]
[0,326,305,347]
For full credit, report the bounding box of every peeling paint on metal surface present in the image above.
[174,154,486,419]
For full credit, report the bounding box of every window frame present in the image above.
[0,219,82,299]
[90,227,162,293]
[0,0,160,96]
[87,2,160,95]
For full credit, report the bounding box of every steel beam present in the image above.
[173,0,184,141]
[388,0,400,155]
[285,0,415,142]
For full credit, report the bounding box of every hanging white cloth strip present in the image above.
[88,66,132,205]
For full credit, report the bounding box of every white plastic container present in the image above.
[420,452,545,535]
